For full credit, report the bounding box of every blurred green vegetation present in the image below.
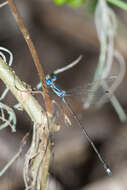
[53,0,127,12]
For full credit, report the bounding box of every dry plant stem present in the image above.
[24,123,51,190]
[41,142,51,190]
[7,0,44,83]
[0,57,50,189]
[8,0,53,189]
[8,0,52,112]
[0,58,44,122]
[0,1,8,8]
[0,102,16,131]
[0,132,29,177]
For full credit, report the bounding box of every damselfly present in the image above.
[46,74,112,176]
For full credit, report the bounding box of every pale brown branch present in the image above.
[0,57,51,189]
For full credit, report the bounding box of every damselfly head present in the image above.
[46,74,57,85]
[46,74,52,85]
[46,79,52,86]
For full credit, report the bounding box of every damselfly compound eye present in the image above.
[46,79,51,85]
[52,75,57,81]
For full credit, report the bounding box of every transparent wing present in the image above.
[65,78,115,97]
[50,77,116,131]
[64,77,116,107]
[51,100,73,132]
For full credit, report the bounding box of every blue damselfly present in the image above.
[46,74,112,176]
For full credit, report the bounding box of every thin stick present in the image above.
[0,132,29,177]
[0,1,8,8]
[8,0,52,112]
[53,55,82,75]
[8,0,44,83]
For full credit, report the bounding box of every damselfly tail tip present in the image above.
[105,167,112,176]
[103,163,112,176]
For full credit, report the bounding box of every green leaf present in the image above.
[68,0,85,7]
[54,0,67,5]
[107,0,127,11]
